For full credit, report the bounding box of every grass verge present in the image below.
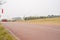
[0,24,16,40]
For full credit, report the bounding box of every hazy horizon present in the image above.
[0,0,60,19]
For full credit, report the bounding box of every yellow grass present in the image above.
[16,17,60,25]
[0,24,16,40]
[25,17,60,25]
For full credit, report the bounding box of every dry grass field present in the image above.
[16,17,60,25]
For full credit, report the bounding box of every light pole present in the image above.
[0,0,7,20]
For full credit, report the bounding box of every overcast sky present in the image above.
[0,0,60,19]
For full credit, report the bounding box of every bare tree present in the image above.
[0,0,6,5]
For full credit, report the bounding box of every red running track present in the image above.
[1,22,60,40]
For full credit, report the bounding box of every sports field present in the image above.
[1,17,60,40]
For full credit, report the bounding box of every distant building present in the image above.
[12,17,22,21]
[1,19,8,22]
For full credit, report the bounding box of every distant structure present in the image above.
[1,19,8,22]
[12,17,21,21]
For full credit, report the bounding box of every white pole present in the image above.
[0,0,6,20]
[0,5,2,20]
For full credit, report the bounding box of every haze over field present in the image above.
[0,0,60,19]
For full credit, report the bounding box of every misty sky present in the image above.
[0,0,60,19]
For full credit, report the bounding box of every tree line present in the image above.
[24,15,60,20]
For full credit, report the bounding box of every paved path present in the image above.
[1,22,60,40]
